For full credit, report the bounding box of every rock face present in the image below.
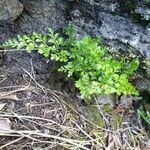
[15,0,66,33]
[0,0,149,57]
[69,0,150,57]
[0,0,23,22]
[0,0,66,41]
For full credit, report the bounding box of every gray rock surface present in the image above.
[0,0,66,41]
[70,0,150,57]
[97,95,115,107]
[15,0,66,34]
[0,0,23,22]
[0,0,149,57]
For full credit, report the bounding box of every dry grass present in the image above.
[0,53,149,150]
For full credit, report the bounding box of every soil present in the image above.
[0,50,149,150]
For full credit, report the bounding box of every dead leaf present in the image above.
[0,103,6,111]
[0,118,11,131]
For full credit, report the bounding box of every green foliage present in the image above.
[138,110,150,125]
[2,25,139,98]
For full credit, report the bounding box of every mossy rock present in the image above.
[102,103,113,113]
[102,104,123,129]
[87,105,105,128]
[85,105,105,143]
[111,110,123,129]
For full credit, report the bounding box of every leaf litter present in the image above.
[0,51,149,150]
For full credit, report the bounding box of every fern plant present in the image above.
[2,25,139,98]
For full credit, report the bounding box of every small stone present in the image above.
[97,95,115,107]
[0,0,23,22]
